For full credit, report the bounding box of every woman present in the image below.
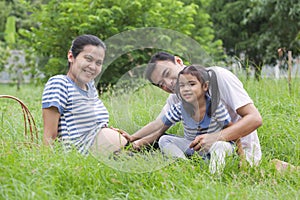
[42,34,127,155]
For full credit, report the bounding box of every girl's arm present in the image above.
[118,118,163,143]
[132,119,170,150]
[42,106,60,146]
[134,123,170,148]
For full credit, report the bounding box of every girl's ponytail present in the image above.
[207,69,220,117]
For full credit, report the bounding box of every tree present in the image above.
[20,0,223,86]
[0,1,12,41]
[0,0,47,85]
[0,1,12,71]
[4,16,16,48]
[181,0,224,62]
[245,0,300,64]
[208,0,300,80]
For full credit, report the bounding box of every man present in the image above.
[121,51,262,166]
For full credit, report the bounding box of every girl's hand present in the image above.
[190,132,223,151]
[110,127,142,151]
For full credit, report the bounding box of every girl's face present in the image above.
[178,73,208,105]
[67,44,105,90]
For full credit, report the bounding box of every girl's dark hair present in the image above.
[69,34,106,67]
[145,52,175,83]
[175,65,220,117]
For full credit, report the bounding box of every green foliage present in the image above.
[208,0,300,80]
[0,0,47,85]
[0,41,11,72]
[20,0,222,84]
[181,0,225,61]
[244,0,300,63]
[0,78,300,199]
[4,16,16,47]
[2,0,299,86]
[0,0,41,43]
[0,1,12,41]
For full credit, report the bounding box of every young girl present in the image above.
[158,65,234,174]
[42,34,127,155]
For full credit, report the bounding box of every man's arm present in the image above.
[190,103,262,150]
[221,103,262,141]
[191,66,263,150]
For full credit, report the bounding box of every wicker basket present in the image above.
[0,95,39,144]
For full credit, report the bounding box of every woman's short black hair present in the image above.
[70,34,106,59]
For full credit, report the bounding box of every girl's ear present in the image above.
[203,81,209,91]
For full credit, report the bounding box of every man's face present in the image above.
[150,60,184,93]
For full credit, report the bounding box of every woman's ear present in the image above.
[67,51,73,63]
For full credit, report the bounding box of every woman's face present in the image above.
[67,44,105,90]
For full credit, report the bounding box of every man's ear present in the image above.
[174,56,184,66]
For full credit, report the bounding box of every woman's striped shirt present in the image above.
[42,75,109,154]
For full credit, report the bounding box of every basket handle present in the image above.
[0,95,39,143]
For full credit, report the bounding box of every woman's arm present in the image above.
[42,106,60,146]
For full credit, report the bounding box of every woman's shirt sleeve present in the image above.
[42,75,68,114]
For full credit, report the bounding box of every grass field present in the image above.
[0,76,299,200]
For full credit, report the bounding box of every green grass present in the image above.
[0,77,299,200]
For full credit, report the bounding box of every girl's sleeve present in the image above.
[215,102,231,126]
[161,103,182,126]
